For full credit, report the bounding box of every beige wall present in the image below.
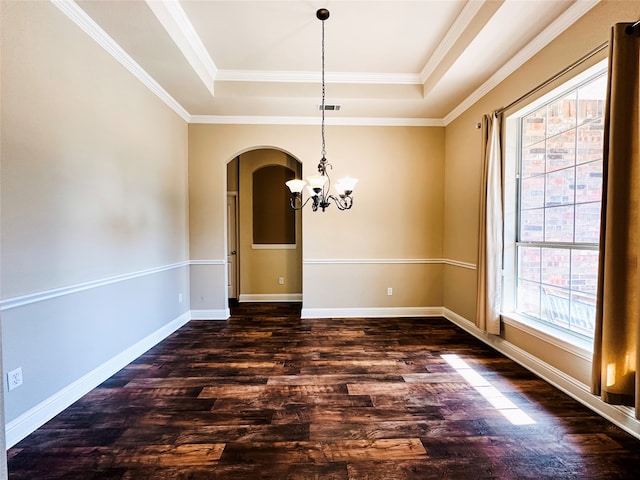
[188,124,445,312]
[1,0,189,298]
[443,0,640,384]
[1,0,190,440]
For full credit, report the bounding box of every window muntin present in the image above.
[515,71,606,339]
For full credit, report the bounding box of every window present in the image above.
[507,62,607,340]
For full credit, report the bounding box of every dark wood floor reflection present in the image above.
[8,303,640,479]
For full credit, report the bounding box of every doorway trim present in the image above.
[224,147,303,306]
[226,192,239,300]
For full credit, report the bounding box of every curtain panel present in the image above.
[0,319,6,477]
[591,23,640,416]
[476,112,503,335]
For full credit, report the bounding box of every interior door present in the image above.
[227,193,238,299]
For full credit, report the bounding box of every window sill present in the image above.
[501,311,593,362]
[252,244,297,250]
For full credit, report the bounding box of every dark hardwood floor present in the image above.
[7,303,640,479]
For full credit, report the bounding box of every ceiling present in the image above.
[65,0,600,125]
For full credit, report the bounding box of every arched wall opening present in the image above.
[226,147,303,304]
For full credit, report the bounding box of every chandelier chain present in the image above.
[321,16,326,159]
[284,8,357,212]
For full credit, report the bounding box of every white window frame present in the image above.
[502,59,608,356]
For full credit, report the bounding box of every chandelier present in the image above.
[285,8,358,212]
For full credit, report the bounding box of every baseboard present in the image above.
[9,304,638,449]
[189,308,230,320]
[239,294,302,303]
[442,307,640,441]
[301,306,442,319]
[5,312,191,449]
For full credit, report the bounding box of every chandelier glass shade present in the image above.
[285,8,358,212]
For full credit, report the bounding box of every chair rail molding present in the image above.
[0,262,191,311]
[303,258,476,269]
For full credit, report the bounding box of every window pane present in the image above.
[547,92,577,137]
[545,167,575,207]
[575,160,602,203]
[541,285,570,329]
[518,247,541,282]
[577,75,607,127]
[575,202,601,243]
[570,291,596,336]
[545,205,574,242]
[520,208,544,241]
[521,176,545,210]
[577,124,604,165]
[522,107,546,147]
[522,141,546,178]
[541,248,570,288]
[571,249,599,295]
[546,130,576,172]
[517,279,541,319]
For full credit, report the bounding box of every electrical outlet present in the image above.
[387,287,393,296]
[279,277,285,285]
[7,367,23,391]
[178,293,183,303]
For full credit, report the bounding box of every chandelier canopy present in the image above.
[285,8,358,212]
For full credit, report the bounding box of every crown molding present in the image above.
[51,0,190,122]
[52,0,601,130]
[215,70,421,85]
[189,115,443,127]
[419,0,486,83]
[145,0,217,97]
[190,115,318,125]
[443,0,601,125]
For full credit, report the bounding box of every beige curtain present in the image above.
[476,112,503,335]
[0,318,7,479]
[591,23,640,416]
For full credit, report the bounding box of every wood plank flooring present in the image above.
[7,303,640,479]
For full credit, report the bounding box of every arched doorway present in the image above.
[226,148,302,304]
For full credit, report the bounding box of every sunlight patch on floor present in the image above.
[442,354,536,425]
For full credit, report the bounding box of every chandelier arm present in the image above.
[289,195,313,211]
[327,194,354,210]
[334,198,348,210]
[323,168,331,202]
